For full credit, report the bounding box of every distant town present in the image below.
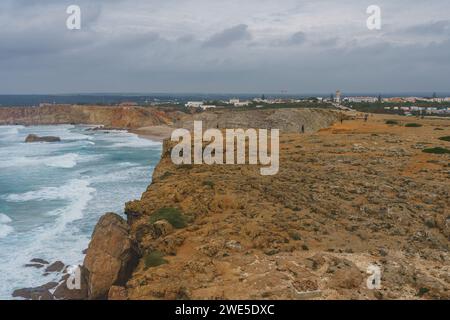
[181,90,450,116]
[4,90,450,117]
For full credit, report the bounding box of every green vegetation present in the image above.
[344,100,450,115]
[438,136,450,142]
[159,171,173,180]
[149,207,187,228]
[288,231,301,241]
[202,180,215,188]
[236,101,330,111]
[144,251,167,269]
[417,287,430,297]
[422,147,450,154]
[405,123,423,127]
[385,120,399,125]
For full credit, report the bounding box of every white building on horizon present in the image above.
[185,101,204,108]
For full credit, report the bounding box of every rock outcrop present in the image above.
[25,134,61,143]
[83,213,139,300]
[174,108,340,133]
[120,114,449,300]
[1,104,341,134]
[0,104,178,128]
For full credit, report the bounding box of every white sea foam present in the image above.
[110,137,161,148]
[0,153,79,169]
[0,224,13,239]
[4,179,92,202]
[0,214,13,239]
[0,213,12,224]
[0,153,103,169]
[97,131,161,148]
[0,126,24,142]
[90,165,151,184]
[43,180,96,234]
[0,125,161,299]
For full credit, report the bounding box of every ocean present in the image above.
[0,125,162,299]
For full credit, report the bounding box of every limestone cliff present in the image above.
[0,105,176,128]
[116,114,449,300]
[8,108,450,300]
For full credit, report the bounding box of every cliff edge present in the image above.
[90,114,449,300]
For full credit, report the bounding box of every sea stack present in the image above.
[25,134,61,143]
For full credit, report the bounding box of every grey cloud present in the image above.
[203,24,251,48]
[404,20,450,36]
[275,31,307,46]
[315,37,339,47]
[1,0,450,94]
[287,31,307,45]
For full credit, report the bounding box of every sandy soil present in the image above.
[129,125,175,141]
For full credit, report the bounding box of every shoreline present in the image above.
[128,125,174,142]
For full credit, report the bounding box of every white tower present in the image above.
[335,90,341,103]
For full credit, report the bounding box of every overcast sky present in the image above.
[0,0,449,94]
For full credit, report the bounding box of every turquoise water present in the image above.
[0,125,162,299]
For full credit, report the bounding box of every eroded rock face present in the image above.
[25,134,61,143]
[83,213,139,300]
[108,286,128,300]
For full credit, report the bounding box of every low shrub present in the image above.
[417,287,430,297]
[385,120,399,125]
[405,123,422,127]
[438,136,450,142]
[422,147,450,154]
[144,251,167,269]
[202,180,215,188]
[288,231,301,241]
[159,171,173,180]
[149,207,187,228]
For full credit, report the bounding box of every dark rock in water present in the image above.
[82,249,88,255]
[30,258,49,265]
[24,263,44,269]
[45,261,65,273]
[53,267,89,300]
[25,134,61,143]
[12,282,58,300]
[83,213,139,299]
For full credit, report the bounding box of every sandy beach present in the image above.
[129,125,174,142]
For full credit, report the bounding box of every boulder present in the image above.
[45,261,65,273]
[25,134,61,143]
[83,213,139,299]
[24,263,44,269]
[12,282,58,300]
[53,269,89,300]
[152,219,174,238]
[30,258,49,265]
[108,286,128,300]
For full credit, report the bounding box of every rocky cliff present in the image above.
[85,114,449,300]
[8,109,450,300]
[0,105,341,138]
[174,108,340,133]
[0,105,176,128]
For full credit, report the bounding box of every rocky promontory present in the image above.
[25,134,61,143]
[110,114,449,300]
[8,107,449,300]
